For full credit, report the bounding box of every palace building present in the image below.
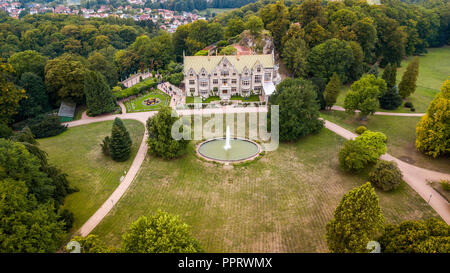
[183,51,280,100]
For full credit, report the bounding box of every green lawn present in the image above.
[124,90,170,113]
[186,95,261,103]
[92,128,438,252]
[186,96,221,103]
[38,120,145,232]
[198,8,235,16]
[231,95,261,102]
[335,46,450,113]
[320,110,450,173]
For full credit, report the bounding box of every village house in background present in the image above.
[0,0,204,32]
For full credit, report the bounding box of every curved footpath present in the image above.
[66,106,449,237]
[323,119,450,224]
[331,105,425,117]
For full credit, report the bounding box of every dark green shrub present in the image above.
[0,123,12,139]
[355,126,367,135]
[410,107,416,112]
[369,160,403,191]
[379,86,402,110]
[14,114,67,139]
[101,136,111,156]
[404,102,414,108]
[441,180,450,191]
[113,78,157,99]
[58,209,74,231]
[216,40,228,47]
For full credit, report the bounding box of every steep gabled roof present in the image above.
[184,54,274,75]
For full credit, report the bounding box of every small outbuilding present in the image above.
[58,101,76,122]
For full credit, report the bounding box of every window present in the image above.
[200,81,207,87]
[189,80,195,85]
[254,75,262,83]
[233,72,236,76]
[243,80,250,86]
[231,79,237,84]
[189,73,194,77]
[189,88,195,93]
[213,79,218,84]
[256,67,261,72]
[231,87,237,92]
[264,72,271,81]
[221,70,229,76]
[222,79,228,84]
[201,72,206,77]
[214,73,217,76]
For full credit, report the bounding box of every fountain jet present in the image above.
[224,125,231,150]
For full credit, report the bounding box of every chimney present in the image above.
[237,51,240,61]
[215,49,217,56]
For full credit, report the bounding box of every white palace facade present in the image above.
[183,52,280,100]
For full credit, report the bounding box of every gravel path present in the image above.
[331,105,425,117]
[65,106,449,237]
[323,119,450,224]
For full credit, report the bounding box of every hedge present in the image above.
[13,113,67,139]
[113,78,158,100]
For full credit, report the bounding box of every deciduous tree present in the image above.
[281,38,309,78]
[147,107,189,160]
[44,53,87,104]
[344,74,387,119]
[244,15,264,36]
[17,72,50,120]
[0,179,65,253]
[379,218,450,253]
[0,61,26,123]
[307,39,354,83]
[268,78,323,142]
[415,79,450,157]
[8,50,47,79]
[121,210,202,253]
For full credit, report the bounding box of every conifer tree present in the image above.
[84,70,116,116]
[398,57,419,98]
[324,72,340,109]
[379,86,402,110]
[381,63,397,89]
[110,118,132,162]
[367,63,379,78]
[326,182,385,253]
